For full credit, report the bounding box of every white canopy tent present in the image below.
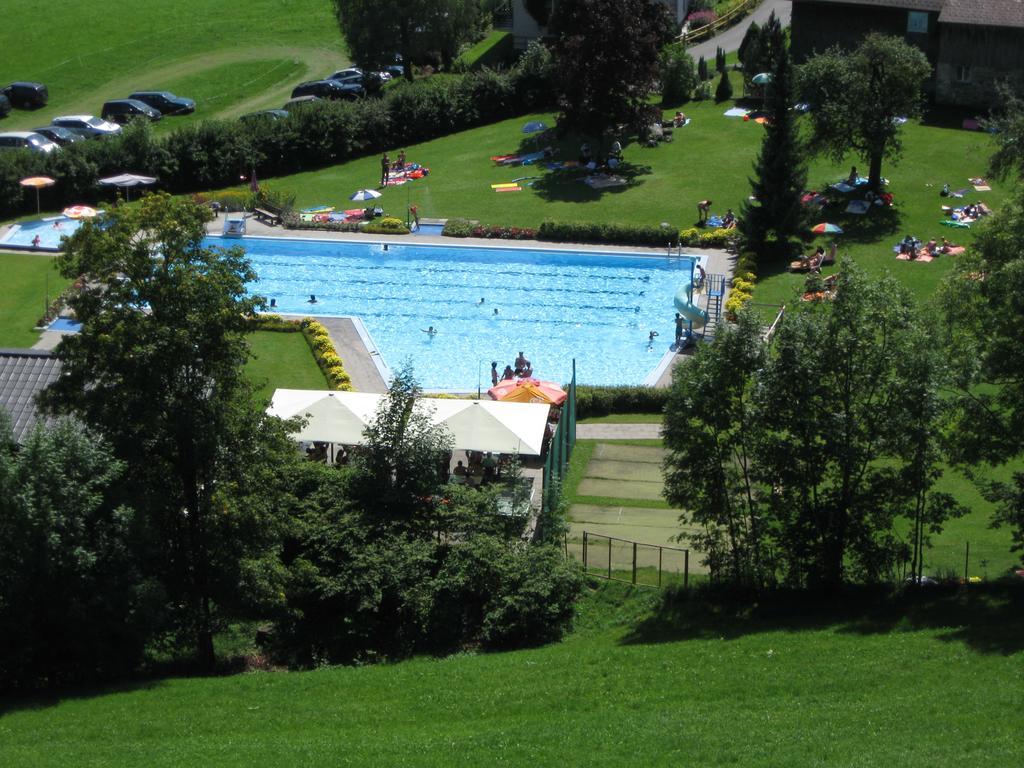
[97,173,157,201]
[268,389,551,456]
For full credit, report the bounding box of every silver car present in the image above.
[0,131,59,153]
[51,114,123,138]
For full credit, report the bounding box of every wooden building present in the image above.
[791,0,1024,107]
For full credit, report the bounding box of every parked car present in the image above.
[329,67,383,93]
[128,91,195,116]
[101,99,162,124]
[0,131,59,154]
[240,109,290,122]
[290,79,363,101]
[32,125,84,146]
[1,82,48,109]
[329,68,364,83]
[51,115,123,138]
[0,93,10,118]
[282,95,321,111]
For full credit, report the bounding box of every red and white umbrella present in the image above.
[63,205,98,219]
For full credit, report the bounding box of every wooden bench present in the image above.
[253,207,282,226]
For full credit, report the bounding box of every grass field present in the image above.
[1,580,1020,767]
[0,0,347,131]
[244,330,328,403]
[0,253,68,347]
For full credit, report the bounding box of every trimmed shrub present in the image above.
[471,224,537,239]
[574,385,670,418]
[443,218,475,237]
[364,216,410,235]
[715,70,734,102]
[538,221,679,247]
[660,42,698,107]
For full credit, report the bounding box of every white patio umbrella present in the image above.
[420,398,550,456]
[268,389,382,444]
[98,173,157,201]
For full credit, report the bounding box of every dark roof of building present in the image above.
[0,350,61,443]
[940,0,1024,28]
[793,0,945,11]
[794,0,1024,27]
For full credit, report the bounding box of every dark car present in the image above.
[282,95,321,111]
[101,99,162,124]
[0,93,10,118]
[240,108,290,122]
[32,125,84,146]
[128,91,195,116]
[1,82,48,109]
[290,79,363,101]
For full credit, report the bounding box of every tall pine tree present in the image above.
[738,20,807,258]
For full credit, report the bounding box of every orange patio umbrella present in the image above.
[488,378,567,406]
[20,176,56,214]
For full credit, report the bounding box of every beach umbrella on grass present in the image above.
[20,176,55,214]
[752,72,773,85]
[350,188,382,202]
[810,222,843,235]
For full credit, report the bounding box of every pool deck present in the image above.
[207,213,735,392]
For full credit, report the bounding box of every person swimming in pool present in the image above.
[422,326,437,336]
[308,294,317,304]
[31,235,41,248]
[647,330,659,349]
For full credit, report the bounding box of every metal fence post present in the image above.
[964,540,970,583]
[608,536,612,580]
[583,531,588,571]
[632,542,637,585]
[684,549,689,589]
[658,546,663,588]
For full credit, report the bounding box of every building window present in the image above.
[956,65,971,83]
[907,11,928,33]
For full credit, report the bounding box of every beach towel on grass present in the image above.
[724,108,750,117]
[974,184,992,192]
[896,252,933,262]
[496,186,522,193]
[941,219,970,228]
[831,182,856,193]
[707,216,724,228]
[846,200,871,215]
[491,183,519,189]
[583,174,627,189]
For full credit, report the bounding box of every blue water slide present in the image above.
[673,266,708,329]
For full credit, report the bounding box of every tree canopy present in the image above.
[665,263,964,588]
[333,0,482,78]
[41,194,296,669]
[796,34,931,191]
[549,0,675,136]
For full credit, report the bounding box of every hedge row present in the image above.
[574,385,670,418]
[0,66,552,220]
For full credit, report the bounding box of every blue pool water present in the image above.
[0,217,82,250]
[216,236,697,389]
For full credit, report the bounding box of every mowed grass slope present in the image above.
[2,582,1020,767]
[0,0,347,130]
[244,330,328,403]
[0,253,68,347]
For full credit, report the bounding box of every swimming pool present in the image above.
[216,236,699,389]
[0,217,82,251]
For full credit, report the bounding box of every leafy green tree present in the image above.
[660,42,698,107]
[985,85,1024,181]
[349,365,453,533]
[549,0,675,137]
[796,34,931,191]
[333,0,482,78]
[755,263,954,587]
[738,18,807,257]
[939,189,1024,558]
[714,69,733,103]
[0,418,149,691]
[40,193,294,670]
[663,310,771,585]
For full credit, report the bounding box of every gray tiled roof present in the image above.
[939,0,1024,28]
[0,350,61,443]
[793,0,945,10]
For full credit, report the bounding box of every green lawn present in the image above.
[578,413,664,424]
[244,330,328,403]
[0,0,347,131]
[0,253,69,347]
[2,580,1020,767]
